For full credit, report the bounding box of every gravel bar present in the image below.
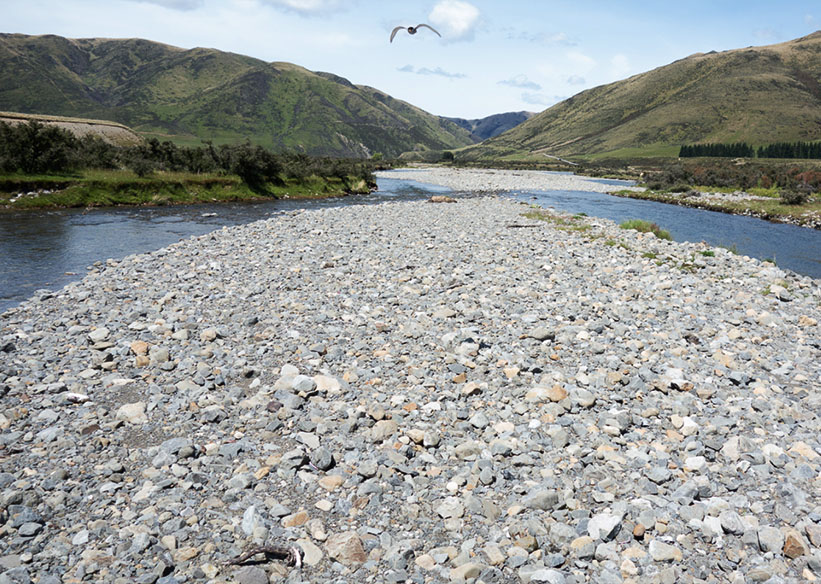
[1,191,819,584]
[376,167,645,194]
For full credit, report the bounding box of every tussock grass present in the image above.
[522,210,591,232]
[619,219,673,240]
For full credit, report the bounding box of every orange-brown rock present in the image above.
[783,529,810,559]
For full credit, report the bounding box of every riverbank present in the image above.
[377,166,645,195]
[1,194,819,584]
[610,188,821,230]
[0,171,374,211]
[378,167,821,229]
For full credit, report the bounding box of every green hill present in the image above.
[461,31,821,161]
[0,33,475,158]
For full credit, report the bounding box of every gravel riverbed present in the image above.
[1,185,820,584]
[375,168,645,195]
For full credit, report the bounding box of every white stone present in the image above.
[116,402,147,424]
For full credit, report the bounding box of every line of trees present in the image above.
[679,143,755,158]
[679,140,821,159]
[0,120,379,191]
[756,141,821,159]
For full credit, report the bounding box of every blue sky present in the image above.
[5,0,820,118]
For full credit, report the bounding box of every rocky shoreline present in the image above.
[1,191,819,584]
[377,167,645,195]
[608,190,821,231]
[379,167,821,230]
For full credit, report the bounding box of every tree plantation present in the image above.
[680,141,821,159]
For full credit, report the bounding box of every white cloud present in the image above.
[261,0,348,16]
[566,51,596,73]
[429,0,480,42]
[566,75,585,85]
[609,54,631,79]
[543,32,576,46]
[521,92,562,107]
[507,30,577,46]
[123,0,204,10]
[398,65,466,79]
[498,74,541,90]
[752,27,779,41]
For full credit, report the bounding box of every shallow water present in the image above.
[1,174,818,313]
[0,178,449,313]
[506,182,821,281]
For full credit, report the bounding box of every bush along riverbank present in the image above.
[0,170,374,210]
[609,187,821,230]
[0,120,381,210]
[618,159,821,229]
[1,195,819,584]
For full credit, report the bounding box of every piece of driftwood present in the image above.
[224,544,302,569]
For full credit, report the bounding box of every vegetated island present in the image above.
[0,119,381,210]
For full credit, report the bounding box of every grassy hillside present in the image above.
[460,31,821,161]
[0,34,475,158]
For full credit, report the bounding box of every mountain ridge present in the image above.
[461,31,821,161]
[445,111,535,141]
[0,33,476,158]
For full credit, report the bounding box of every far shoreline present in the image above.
[608,188,821,230]
[380,166,821,231]
[0,172,375,212]
[3,165,819,230]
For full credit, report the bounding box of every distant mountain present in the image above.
[0,33,475,158]
[461,31,821,161]
[445,111,535,141]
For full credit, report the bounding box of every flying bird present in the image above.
[390,24,441,43]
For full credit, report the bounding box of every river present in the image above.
[1,175,819,313]
[506,185,821,280]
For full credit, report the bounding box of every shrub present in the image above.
[0,121,379,190]
[0,120,79,174]
[620,219,673,240]
[224,142,283,190]
[779,188,810,205]
[129,158,156,177]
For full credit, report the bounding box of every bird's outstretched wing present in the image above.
[390,26,406,43]
[415,23,441,37]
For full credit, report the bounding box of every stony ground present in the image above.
[379,167,821,230]
[376,168,645,195]
[1,186,819,584]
